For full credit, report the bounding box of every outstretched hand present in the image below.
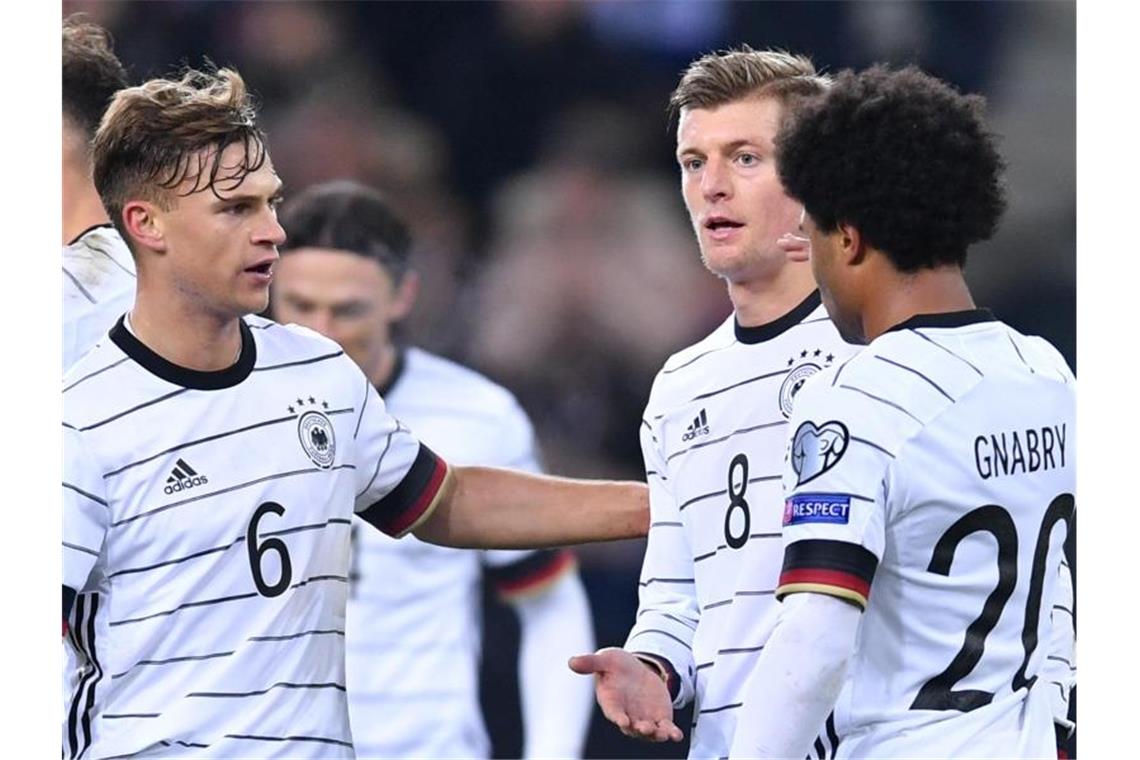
[568,648,684,743]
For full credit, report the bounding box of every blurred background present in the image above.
[62,1,1075,756]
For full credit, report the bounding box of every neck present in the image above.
[366,343,399,390]
[727,261,817,327]
[862,264,976,342]
[130,285,244,371]
[62,167,111,246]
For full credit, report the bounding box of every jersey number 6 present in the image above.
[911,493,1074,712]
[247,501,294,598]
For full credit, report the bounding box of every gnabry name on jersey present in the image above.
[974,422,1067,480]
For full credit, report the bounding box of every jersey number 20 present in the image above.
[911,493,1074,712]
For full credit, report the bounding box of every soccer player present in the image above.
[726,65,1075,759]
[270,180,594,759]
[62,16,135,371]
[62,67,645,760]
[569,49,858,757]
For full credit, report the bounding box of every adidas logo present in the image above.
[164,458,209,495]
[681,409,710,442]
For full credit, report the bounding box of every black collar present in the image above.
[66,222,116,247]
[885,308,997,334]
[375,346,407,398]
[110,316,257,390]
[735,290,822,344]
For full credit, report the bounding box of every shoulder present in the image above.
[645,315,736,413]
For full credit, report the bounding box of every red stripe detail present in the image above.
[384,458,448,535]
[779,568,871,599]
[63,619,69,638]
[496,551,576,595]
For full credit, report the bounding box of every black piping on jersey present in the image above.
[109,574,348,627]
[698,702,742,715]
[884,308,997,333]
[639,577,696,587]
[248,628,345,642]
[1053,603,1073,617]
[354,373,371,439]
[689,368,790,403]
[661,337,736,375]
[63,267,97,303]
[628,628,691,650]
[111,649,235,680]
[374,344,407,398]
[694,532,780,564]
[110,315,257,391]
[1006,332,1035,374]
[645,469,668,481]
[67,222,116,247]
[101,412,298,479]
[666,419,787,464]
[187,680,346,699]
[695,661,715,671]
[355,424,403,499]
[650,520,683,529]
[84,240,137,277]
[68,593,103,760]
[111,517,353,583]
[873,355,956,401]
[64,482,108,506]
[225,734,353,748]
[64,357,130,394]
[79,387,191,432]
[678,473,781,511]
[734,290,822,344]
[702,588,775,611]
[252,348,343,374]
[839,383,925,425]
[111,463,355,528]
[717,644,765,655]
[102,712,159,719]
[910,328,985,376]
[64,541,99,557]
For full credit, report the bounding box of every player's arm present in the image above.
[62,424,110,634]
[492,554,595,758]
[351,373,647,548]
[569,416,690,743]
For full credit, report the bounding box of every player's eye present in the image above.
[269,195,285,211]
[680,157,704,172]
[225,202,251,215]
[736,153,760,167]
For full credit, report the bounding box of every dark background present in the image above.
[62,2,1076,757]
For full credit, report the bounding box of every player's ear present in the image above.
[388,270,419,322]
[123,200,168,253]
[836,222,866,266]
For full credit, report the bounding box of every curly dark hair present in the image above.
[775,64,1007,272]
[279,180,414,283]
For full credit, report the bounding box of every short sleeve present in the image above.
[63,425,110,592]
[775,375,893,610]
[351,373,450,537]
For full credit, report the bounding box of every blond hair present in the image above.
[92,67,267,238]
[668,46,830,126]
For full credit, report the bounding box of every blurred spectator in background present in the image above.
[271,180,596,760]
[62,14,135,370]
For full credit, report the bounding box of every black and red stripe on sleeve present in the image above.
[486,549,577,601]
[776,539,878,610]
[359,443,450,537]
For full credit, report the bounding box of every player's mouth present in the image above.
[243,258,276,285]
[704,216,745,242]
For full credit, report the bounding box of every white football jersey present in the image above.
[772,310,1075,758]
[345,347,575,759]
[63,224,136,371]
[62,315,450,760]
[625,292,857,759]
